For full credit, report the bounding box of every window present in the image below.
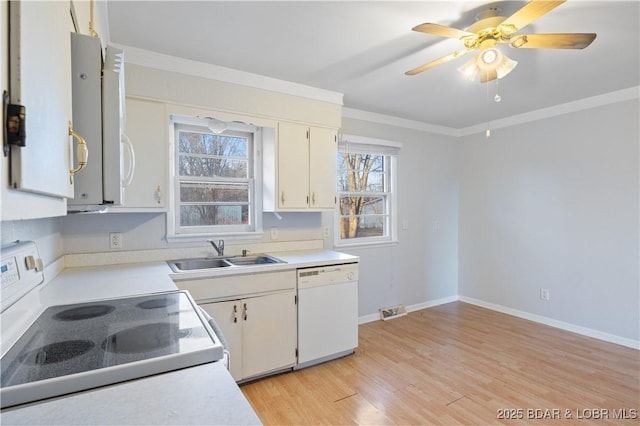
[169,116,262,238]
[336,135,400,246]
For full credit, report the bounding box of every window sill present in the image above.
[166,231,265,244]
[333,239,399,250]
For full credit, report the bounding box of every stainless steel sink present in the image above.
[167,254,285,272]
[226,255,282,266]
[168,258,232,272]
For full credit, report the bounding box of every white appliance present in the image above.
[296,263,359,369]
[0,241,225,409]
[67,33,134,211]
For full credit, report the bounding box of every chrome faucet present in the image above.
[207,239,224,256]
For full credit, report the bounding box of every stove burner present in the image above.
[102,323,191,354]
[136,296,178,310]
[53,304,115,321]
[20,340,95,365]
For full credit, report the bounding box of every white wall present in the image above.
[340,118,459,316]
[0,217,64,266]
[458,99,639,342]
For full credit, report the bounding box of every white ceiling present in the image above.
[106,1,639,130]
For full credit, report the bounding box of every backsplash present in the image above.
[60,211,329,253]
[0,217,64,266]
[1,210,333,268]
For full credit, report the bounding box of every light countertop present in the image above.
[0,362,261,425]
[1,248,358,425]
[0,263,256,425]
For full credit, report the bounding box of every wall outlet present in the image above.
[270,227,278,240]
[109,232,123,249]
[323,226,330,238]
[540,288,550,301]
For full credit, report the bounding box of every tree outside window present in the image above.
[337,149,390,243]
[173,121,255,235]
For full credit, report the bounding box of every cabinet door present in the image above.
[277,122,309,209]
[8,0,73,199]
[242,290,297,379]
[309,127,337,209]
[120,98,167,209]
[201,300,243,381]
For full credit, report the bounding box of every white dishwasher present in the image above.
[295,262,359,369]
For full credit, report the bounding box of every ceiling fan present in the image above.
[405,0,596,82]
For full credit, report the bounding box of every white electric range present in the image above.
[0,241,225,410]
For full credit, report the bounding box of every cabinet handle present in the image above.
[281,191,286,205]
[68,121,88,184]
[312,192,316,205]
[243,303,248,321]
[233,304,238,323]
[121,133,136,187]
[154,185,162,204]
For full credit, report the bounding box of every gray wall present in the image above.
[340,118,459,316]
[458,99,639,341]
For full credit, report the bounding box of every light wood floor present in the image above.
[241,302,639,425]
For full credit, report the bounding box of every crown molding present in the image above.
[111,44,344,106]
[344,86,639,138]
[458,86,639,136]
[342,108,459,137]
[110,43,637,137]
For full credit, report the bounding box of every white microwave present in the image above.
[68,33,133,212]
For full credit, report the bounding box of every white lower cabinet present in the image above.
[173,270,297,382]
[201,290,297,381]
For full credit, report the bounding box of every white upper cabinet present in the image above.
[8,0,75,199]
[265,122,337,211]
[309,126,338,209]
[111,97,167,210]
[1,0,80,220]
[276,122,310,209]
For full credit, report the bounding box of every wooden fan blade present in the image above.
[405,50,469,76]
[412,23,474,40]
[511,33,597,49]
[499,0,566,33]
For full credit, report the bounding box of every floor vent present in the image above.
[379,305,407,321]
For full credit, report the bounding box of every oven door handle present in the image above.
[198,306,229,350]
[199,306,231,371]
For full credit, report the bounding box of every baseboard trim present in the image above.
[406,295,459,313]
[358,295,639,350]
[459,296,640,350]
[358,295,458,325]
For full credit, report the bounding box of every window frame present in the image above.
[334,134,400,248]
[167,115,263,241]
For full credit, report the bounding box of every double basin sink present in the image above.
[168,254,285,273]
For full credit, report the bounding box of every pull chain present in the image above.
[486,78,502,139]
[485,75,491,138]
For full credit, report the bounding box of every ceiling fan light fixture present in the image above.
[495,53,518,79]
[458,55,480,81]
[471,48,518,80]
[478,48,501,69]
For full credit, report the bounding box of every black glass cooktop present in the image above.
[0,291,223,408]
